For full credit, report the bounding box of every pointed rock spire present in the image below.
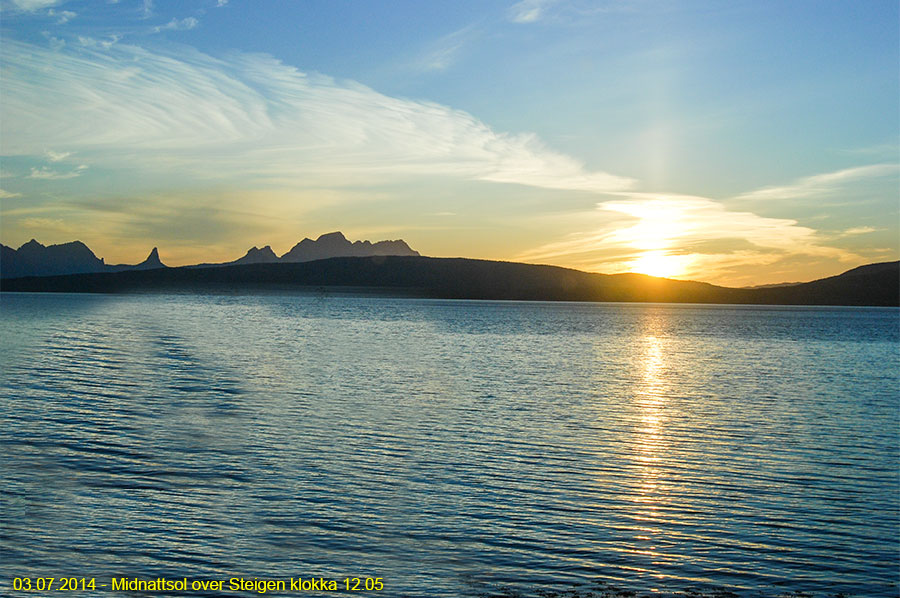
[134,247,165,270]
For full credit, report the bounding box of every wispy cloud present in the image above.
[19,217,76,234]
[47,8,75,23]
[516,193,859,284]
[508,0,666,27]
[216,0,228,6]
[734,164,898,202]
[1,40,634,194]
[44,150,71,162]
[0,189,23,199]
[7,0,64,11]
[508,0,559,23]
[28,165,87,179]
[416,25,478,72]
[840,226,876,236]
[152,17,199,33]
[77,34,120,49]
[45,34,66,50]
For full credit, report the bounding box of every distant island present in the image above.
[0,233,896,306]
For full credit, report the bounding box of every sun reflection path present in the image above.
[633,334,669,503]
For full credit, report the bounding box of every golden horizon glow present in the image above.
[600,200,695,279]
[629,250,693,279]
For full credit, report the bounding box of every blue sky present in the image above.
[1,0,897,285]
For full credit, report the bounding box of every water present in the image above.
[1,293,897,597]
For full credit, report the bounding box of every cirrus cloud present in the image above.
[733,164,898,202]
[508,0,559,23]
[27,165,87,179]
[152,16,198,33]
[5,0,64,11]
[0,39,634,195]
[516,193,862,285]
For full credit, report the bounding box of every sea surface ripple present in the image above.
[1,294,897,597]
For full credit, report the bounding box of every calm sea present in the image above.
[1,293,898,597]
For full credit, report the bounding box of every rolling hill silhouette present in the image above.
[2,254,896,306]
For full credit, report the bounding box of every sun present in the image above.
[629,251,691,279]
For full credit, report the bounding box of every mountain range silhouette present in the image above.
[192,231,419,268]
[1,233,897,306]
[0,239,165,279]
[0,231,418,279]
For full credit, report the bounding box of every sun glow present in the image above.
[629,250,691,278]
[600,199,696,278]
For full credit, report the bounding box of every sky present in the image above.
[1,0,897,286]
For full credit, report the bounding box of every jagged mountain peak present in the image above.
[3,238,106,278]
[2,234,420,278]
[19,239,46,250]
[232,245,279,265]
[316,231,347,242]
[280,231,419,262]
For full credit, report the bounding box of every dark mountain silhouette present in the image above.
[742,281,801,289]
[232,246,279,265]
[0,240,166,279]
[189,231,419,268]
[108,247,165,271]
[134,247,164,270]
[738,261,899,305]
[1,239,107,278]
[280,231,419,262]
[2,255,896,307]
[0,232,419,278]
[189,232,420,269]
[1,232,417,278]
